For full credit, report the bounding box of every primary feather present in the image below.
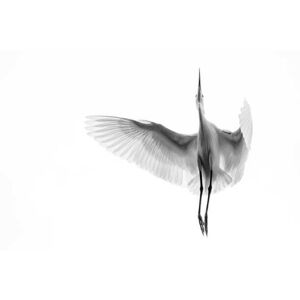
[86,116,198,187]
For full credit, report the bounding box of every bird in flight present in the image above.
[86,70,253,236]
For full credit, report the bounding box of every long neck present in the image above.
[198,105,205,136]
[197,105,210,157]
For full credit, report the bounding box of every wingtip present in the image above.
[86,115,103,120]
[239,99,253,150]
[243,98,250,109]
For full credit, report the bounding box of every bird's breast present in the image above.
[197,123,218,167]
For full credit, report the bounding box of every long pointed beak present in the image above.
[197,69,202,102]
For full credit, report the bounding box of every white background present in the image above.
[1,1,300,300]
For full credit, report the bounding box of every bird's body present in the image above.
[86,70,252,235]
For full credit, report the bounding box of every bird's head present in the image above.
[195,93,204,110]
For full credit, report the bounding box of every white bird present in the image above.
[86,70,253,235]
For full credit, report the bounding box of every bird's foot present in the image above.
[204,214,208,236]
[198,216,205,235]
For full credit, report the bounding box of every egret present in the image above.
[86,70,253,235]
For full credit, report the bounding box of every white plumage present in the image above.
[86,70,253,235]
[86,101,252,193]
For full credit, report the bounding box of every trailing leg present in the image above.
[204,169,213,236]
[197,156,205,235]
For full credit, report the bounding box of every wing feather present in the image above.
[239,100,253,149]
[217,100,253,186]
[86,116,198,187]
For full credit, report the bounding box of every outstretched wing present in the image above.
[86,116,198,187]
[217,100,253,185]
